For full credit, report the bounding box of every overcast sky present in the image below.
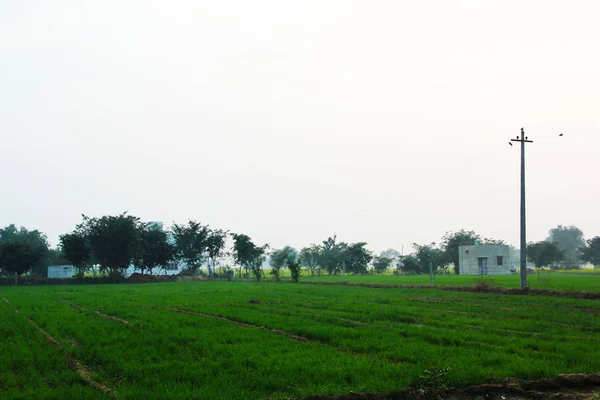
[1,1,599,253]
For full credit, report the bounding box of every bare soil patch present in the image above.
[126,273,162,283]
[269,373,600,400]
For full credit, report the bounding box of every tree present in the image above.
[81,213,142,278]
[288,259,303,283]
[231,234,268,281]
[380,248,402,261]
[413,242,445,274]
[60,230,91,281]
[547,225,585,268]
[206,229,228,277]
[580,236,600,268]
[299,245,321,276]
[318,236,345,275]
[133,223,174,275]
[269,246,297,281]
[171,220,210,274]
[441,230,481,274]
[373,256,393,274]
[342,242,373,275]
[0,225,49,284]
[526,241,564,271]
[397,254,421,274]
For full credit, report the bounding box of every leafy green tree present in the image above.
[547,225,585,268]
[288,259,303,283]
[232,234,268,281]
[133,223,174,275]
[373,256,393,274]
[580,236,600,268]
[269,246,297,281]
[60,230,91,281]
[299,245,321,276]
[318,236,346,275]
[526,241,564,271]
[0,225,49,284]
[171,220,210,274]
[342,242,373,275]
[398,254,421,274]
[81,213,143,278]
[206,229,228,277]
[441,230,481,274]
[380,248,402,261]
[413,242,445,274]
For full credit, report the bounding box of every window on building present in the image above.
[166,261,179,271]
[497,256,503,266]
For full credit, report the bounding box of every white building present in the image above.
[48,265,73,279]
[458,244,511,275]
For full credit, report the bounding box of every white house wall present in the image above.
[458,245,511,275]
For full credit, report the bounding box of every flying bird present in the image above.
[559,133,564,136]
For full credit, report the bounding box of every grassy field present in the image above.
[1,281,599,399]
[289,270,600,292]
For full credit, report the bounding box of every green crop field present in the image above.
[2,281,599,399]
[293,270,600,292]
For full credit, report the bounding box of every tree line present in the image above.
[1,215,599,285]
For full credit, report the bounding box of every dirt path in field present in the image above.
[2,297,19,314]
[268,373,600,400]
[58,299,129,325]
[301,281,600,300]
[7,301,116,396]
[162,306,413,366]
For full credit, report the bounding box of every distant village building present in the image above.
[47,265,73,279]
[458,244,511,275]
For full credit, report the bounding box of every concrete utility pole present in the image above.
[511,128,533,289]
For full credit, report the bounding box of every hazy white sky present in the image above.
[1,1,599,253]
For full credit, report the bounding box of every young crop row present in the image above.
[2,281,599,399]
[0,298,101,399]
[297,272,600,292]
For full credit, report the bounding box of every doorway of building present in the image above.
[478,257,488,274]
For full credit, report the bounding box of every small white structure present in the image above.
[458,245,511,275]
[48,265,73,279]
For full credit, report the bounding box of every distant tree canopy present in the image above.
[379,248,402,261]
[206,229,228,277]
[5,216,597,286]
[80,213,143,277]
[547,225,585,268]
[60,229,91,280]
[398,254,421,274]
[580,236,600,268]
[372,256,393,274]
[171,220,210,274]
[0,225,49,284]
[413,243,445,274]
[134,223,174,275]
[232,234,268,281]
[269,246,298,281]
[526,241,564,270]
[299,245,321,276]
